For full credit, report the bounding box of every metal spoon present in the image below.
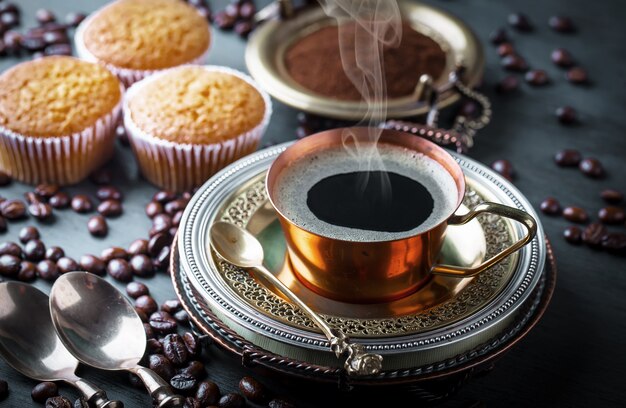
[0,282,123,408]
[210,221,383,376]
[49,272,185,408]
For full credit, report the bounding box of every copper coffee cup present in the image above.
[266,128,537,303]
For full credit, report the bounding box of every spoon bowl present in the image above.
[210,221,265,268]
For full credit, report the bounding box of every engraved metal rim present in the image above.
[245,1,484,120]
[178,142,546,353]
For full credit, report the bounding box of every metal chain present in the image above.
[450,71,492,149]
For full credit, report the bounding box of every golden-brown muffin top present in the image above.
[0,56,122,137]
[128,66,266,144]
[82,0,211,70]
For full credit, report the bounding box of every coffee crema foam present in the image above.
[272,144,459,242]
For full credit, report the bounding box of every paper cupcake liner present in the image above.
[0,102,121,185]
[124,65,273,192]
[74,10,212,88]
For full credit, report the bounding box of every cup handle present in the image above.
[431,202,537,277]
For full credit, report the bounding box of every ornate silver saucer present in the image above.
[176,142,546,371]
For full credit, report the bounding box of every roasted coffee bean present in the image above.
[49,192,70,209]
[89,168,112,185]
[152,213,173,234]
[21,33,46,52]
[36,9,56,24]
[0,379,8,400]
[153,246,171,270]
[79,254,106,275]
[525,69,549,86]
[174,310,190,326]
[540,197,561,215]
[567,67,588,84]
[87,215,108,237]
[19,226,40,243]
[37,260,59,281]
[214,10,236,29]
[196,381,220,406]
[601,233,626,254]
[65,12,86,27]
[582,222,607,248]
[268,399,296,408]
[101,246,128,262]
[554,149,582,167]
[163,333,189,366]
[0,199,27,219]
[601,189,623,204]
[32,381,58,402]
[579,158,605,178]
[73,398,89,408]
[29,202,53,220]
[96,186,123,202]
[71,195,93,213]
[172,211,184,227]
[0,242,22,258]
[169,227,178,239]
[183,397,201,408]
[0,254,20,277]
[195,6,211,20]
[598,206,625,225]
[218,393,245,408]
[57,257,79,274]
[501,54,528,72]
[153,191,177,204]
[34,183,59,199]
[165,199,187,215]
[224,3,240,18]
[563,206,588,223]
[147,338,163,354]
[3,31,23,54]
[107,259,133,282]
[149,311,178,334]
[239,376,266,403]
[161,299,182,314]
[97,199,123,217]
[549,15,575,32]
[146,201,163,218]
[136,295,158,315]
[24,239,46,261]
[551,48,574,67]
[496,75,519,93]
[44,43,72,56]
[144,323,155,339]
[149,354,175,381]
[45,396,72,408]
[180,361,205,379]
[126,281,149,298]
[489,28,508,45]
[239,2,256,19]
[234,20,253,38]
[508,12,532,31]
[0,171,11,186]
[148,233,170,257]
[24,192,40,205]
[0,217,6,233]
[170,373,197,393]
[556,106,577,124]
[45,246,65,262]
[182,332,199,356]
[460,102,479,119]
[490,159,514,180]
[135,308,148,323]
[130,254,154,277]
[18,261,37,281]
[128,239,149,256]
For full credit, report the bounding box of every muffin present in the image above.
[0,56,122,185]
[124,65,271,192]
[75,0,211,87]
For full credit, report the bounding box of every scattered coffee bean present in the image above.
[153,245,171,270]
[490,159,514,180]
[563,206,588,223]
[45,246,65,262]
[101,246,128,262]
[163,333,189,366]
[18,261,37,281]
[21,33,46,52]
[65,12,86,27]
[268,399,296,408]
[96,186,123,202]
[218,393,245,408]
[566,67,588,84]
[147,338,163,354]
[196,381,220,406]
[551,48,574,67]
[128,239,149,256]
[540,197,561,215]
[598,206,625,225]
[0,199,27,219]
[239,376,267,403]
[164,199,187,215]
[34,184,59,199]
[214,10,236,29]
[549,15,575,33]
[0,242,22,257]
[148,233,170,257]
[107,259,133,282]
[28,202,53,220]
[170,373,197,393]
[489,28,508,45]
[126,281,150,298]
[554,149,582,167]
[49,192,70,209]
[496,43,515,57]
[37,260,59,281]
[57,257,79,274]
[149,311,178,334]
[508,12,532,31]
[196,6,211,20]
[161,299,182,314]
[89,168,112,185]
[182,332,199,356]
[496,75,519,93]
[501,54,528,72]
[32,381,58,402]
[601,189,623,204]
[79,254,106,275]
[35,9,56,24]
[183,397,201,408]
[601,232,626,255]
[180,361,205,379]
[582,222,607,248]
[24,192,40,205]
[71,195,93,213]
[3,31,23,55]
[152,213,173,235]
[144,322,155,339]
[130,254,154,277]
[45,396,72,408]
[149,354,175,381]
[136,295,158,315]
[234,20,253,37]
[0,217,6,233]
[0,171,11,186]
[174,310,190,326]
[146,201,163,218]
[579,158,605,178]
[0,254,21,277]
[24,239,45,261]
[525,69,549,86]
[153,191,177,204]
[556,106,577,124]
[97,199,122,218]
[172,211,184,227]
[239,2,256,19]
[0,379,7,400]
[135,308,148,323]
[18,226,40,243]
[87,215,108,237]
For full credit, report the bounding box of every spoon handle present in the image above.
[72,378,124,408]
[253,265,383,376]
[131,366,185,408]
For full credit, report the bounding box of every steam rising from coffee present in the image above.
[317,0,402,200]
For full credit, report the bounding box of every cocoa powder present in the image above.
[285,21,447,101]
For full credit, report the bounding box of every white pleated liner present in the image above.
[0,102,121,185]
[123,65,273,192]
[74,7,212,88]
